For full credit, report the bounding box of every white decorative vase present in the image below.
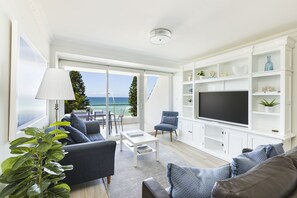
[265,106,275,113]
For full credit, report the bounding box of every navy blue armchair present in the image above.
[154,111,179,142]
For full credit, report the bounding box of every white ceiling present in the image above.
[40,0,297,67]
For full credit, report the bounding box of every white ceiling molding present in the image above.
[57,52,181,73]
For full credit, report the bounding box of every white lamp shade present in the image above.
[36,68,75,100]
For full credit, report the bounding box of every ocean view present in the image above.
[88,97,132,116]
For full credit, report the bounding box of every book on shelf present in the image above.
[127,131,144,137]
[137,146,152,154]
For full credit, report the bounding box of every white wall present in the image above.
[0,0,51,168]
[144,76,170,132]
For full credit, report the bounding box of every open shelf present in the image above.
[123,140,156,156]
[252,111,280,116]
[252,92,280,96]
[252,70,281,78]
[204,135,224,143]
[183,81,193,85]
[195,74,249,84]
[183,105,193,108]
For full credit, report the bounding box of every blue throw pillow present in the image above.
[63,125,90,143]
[268,143,284,158]
[254,144,273,158]
[254,143,284,158]
[161,116,176,125]
[70,113,87,134]
[167,163,230,198]
[231,147,267,177]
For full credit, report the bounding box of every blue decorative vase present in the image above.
[264,56,273,71]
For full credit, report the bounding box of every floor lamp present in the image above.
[36,68,75,122]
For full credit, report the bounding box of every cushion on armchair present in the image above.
[154,124,177,131]
[70,113,87,134]
[167,163,230,198]
[161,116,177,125]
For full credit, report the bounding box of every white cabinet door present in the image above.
[183,120,193,144]
[178,119,193,144]
[192,123,204,148]
[224,129,248,157]
[248,134,281,149]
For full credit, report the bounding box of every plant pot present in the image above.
[265,106,275,113]
[199,76,206,80]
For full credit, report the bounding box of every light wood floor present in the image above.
[70,133,227,198]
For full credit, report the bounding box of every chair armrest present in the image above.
[61,140,116,186]
[142,178,171,198]
[85,121,100,134]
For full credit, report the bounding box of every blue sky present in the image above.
[81,72,157,98]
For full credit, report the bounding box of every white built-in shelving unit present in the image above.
[179,36,295,161]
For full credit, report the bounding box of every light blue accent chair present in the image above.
[154,111,179,142]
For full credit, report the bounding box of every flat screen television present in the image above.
[198,91,248,126]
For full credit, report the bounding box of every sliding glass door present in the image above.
[61,61,172,139]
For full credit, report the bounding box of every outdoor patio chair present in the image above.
[115,108,125,131]
[93,109,105,129]
[72,109,91,121]
[154,111,179,142]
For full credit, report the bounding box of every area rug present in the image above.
[108,142,191,198]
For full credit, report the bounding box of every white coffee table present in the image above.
[120,130,159,167]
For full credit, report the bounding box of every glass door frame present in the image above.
[60,61,145,139]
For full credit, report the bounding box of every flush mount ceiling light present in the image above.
[150,28,171,45]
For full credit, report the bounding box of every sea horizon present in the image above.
[87,96,131,116]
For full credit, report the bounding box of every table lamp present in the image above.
[36,68,75,122]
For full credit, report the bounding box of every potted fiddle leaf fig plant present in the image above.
[0,122,73,198]
[259,98,279,113]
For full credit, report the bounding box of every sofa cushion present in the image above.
[45,126,76,145]
[231,147,267,177]
[167,163,230,198]
[63,125,91,143]
[70,113,87,134]
[268,143,284,158]
[212,156,297,198]
[87,133,105,142]
[285,146,297,168]
[161,116,177,126]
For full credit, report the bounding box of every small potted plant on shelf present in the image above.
[259,98,279,113]
[197,71,206,80]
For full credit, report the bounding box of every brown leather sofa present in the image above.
[142,146,297,198]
